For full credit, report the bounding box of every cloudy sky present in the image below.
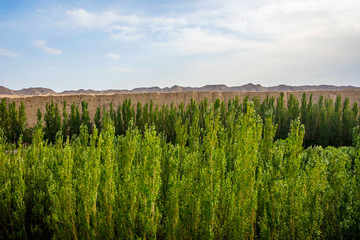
[0,0,359,91]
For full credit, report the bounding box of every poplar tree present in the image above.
[62,101,69,139]
[8,102,19,143]
[94,106,102,133]
[48,133,77,239]
[80,101,91,132]
[331,95,342,146]
[98,115,116,239]
[69,103,81,138]
[18,102,26,141]
[342,98,352,146]
[0,99,9,137]
[275,92,288,139]
[44,101,61,143]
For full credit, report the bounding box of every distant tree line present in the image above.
[0,92,359,148]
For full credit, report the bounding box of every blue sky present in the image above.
[0,0,359,92]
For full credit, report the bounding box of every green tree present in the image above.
[275,92,288,139]
[136,125,162,239]
[0,99,9,138]
[94,106,102,133]
[81,100,91,133]
[330,95,342,146]
[122,99,134,133]
[0,134,27,239]
[98,115,116,239]
[287,94,300,126]
[18,102,26,141]
[69,103,81,138]
[115,121,141,239]
[8,102,19,143]
[62,101,69,139]
[44,101,61,143]
[48,132,77,239]
[342,98,353,146]
[305,94,316,146]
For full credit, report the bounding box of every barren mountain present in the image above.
[60,83,359,94]
[1,84,359,96]
[266,84,357,92]
[0,86,15,95]
[18,87,56,95]
[0,86,56,96]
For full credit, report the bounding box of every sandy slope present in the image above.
[2,89,360,126]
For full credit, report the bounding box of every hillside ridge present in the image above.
[1,84,359,95]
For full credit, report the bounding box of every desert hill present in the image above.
[0,86,15,95]
[18,87,57,95]
[0,86,56,96]
[1,84,359,96]
[58,84,360,94]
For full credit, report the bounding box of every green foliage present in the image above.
[0,97,359,239]
[69,102,81,138]
[44,101,61,143]
[81,101,91,133]
[18,102,26,141]
[275,92,288,139]
[94,106,102,133]
[48,132,77,239]
[0,133,27,239]
[0,99,8,137]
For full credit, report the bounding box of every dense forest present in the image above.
[0,93,360,239]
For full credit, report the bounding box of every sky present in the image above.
[0,0,359,92]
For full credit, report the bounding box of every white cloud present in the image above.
[0,48,19,57]
[66,8,182,29]
[151,28,260,55]
[64,0,360,85]
[66,8,188,41]
[106,53,120,60]
[66,8,141,28]
[33,40,62,55]
[106,66,130,72]
[66,8,144,41]
[109,26,144,41]
[65,1,360,55]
